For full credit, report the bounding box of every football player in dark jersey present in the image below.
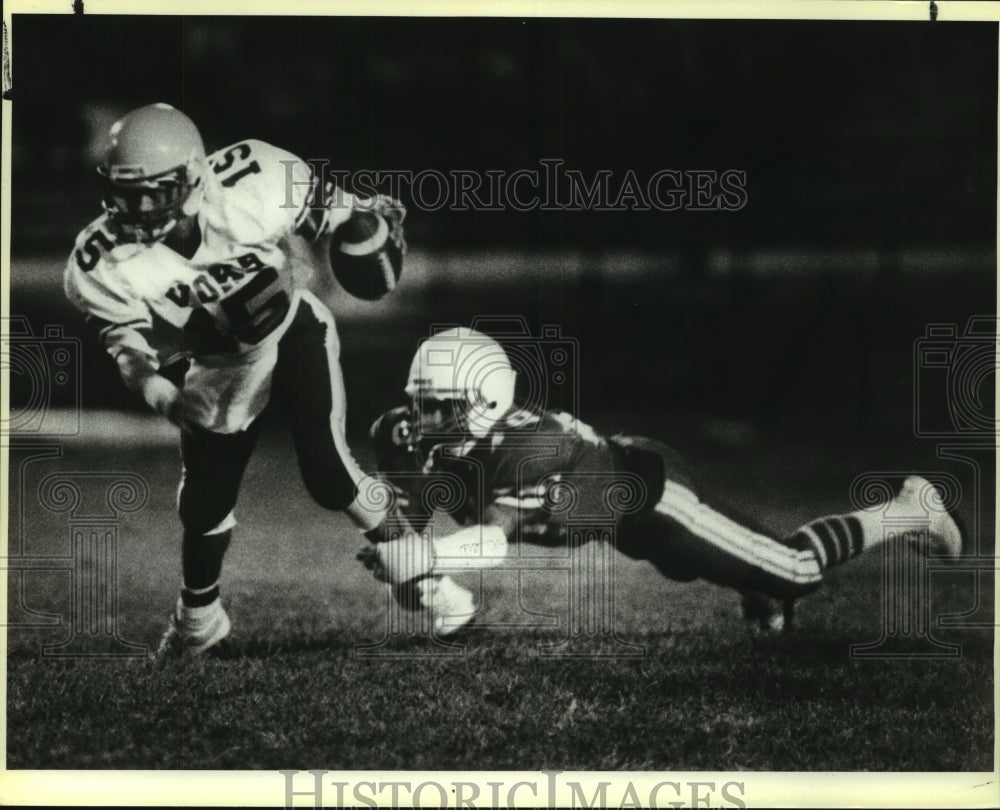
[358,327,963,637]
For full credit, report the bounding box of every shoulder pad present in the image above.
[501,409,581,436]
[503,408,541,430]
[68,216,134,275]
[540,410,605,445]
[65,219,151,327]
[206,140,315,242]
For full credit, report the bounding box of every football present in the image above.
[329,209,403,300]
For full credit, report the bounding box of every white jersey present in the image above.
[65,139,351,433]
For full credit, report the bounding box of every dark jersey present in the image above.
[371,406,690,545]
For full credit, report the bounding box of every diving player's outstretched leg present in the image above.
[620,475,963,633]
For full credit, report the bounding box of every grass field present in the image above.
[4,414,995,773]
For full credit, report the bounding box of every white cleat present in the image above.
[893,476,964,558]
[397,574,477,637]
[431,576,477,637]
[155,597,232,660]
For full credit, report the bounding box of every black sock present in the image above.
[181,583,221,608]
[182,528,232,592]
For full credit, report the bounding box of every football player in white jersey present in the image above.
[359,327,965,638]
[64,103,404,658]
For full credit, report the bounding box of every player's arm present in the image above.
[64,249,185,428]
[400,475,561,580]
[113,346,184,427]
[359,408,511,583]
[357,484,513,585]
[242,143,404,300]
[367,405,432,530]
[359,520,509,585]
[285,154,406,253]
[402,489,553,576]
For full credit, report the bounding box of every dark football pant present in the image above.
[613,438,824,601]
[177,296,379,589]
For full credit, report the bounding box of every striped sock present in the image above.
[787,515,865,571]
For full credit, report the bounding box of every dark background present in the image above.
[9,15,997,449]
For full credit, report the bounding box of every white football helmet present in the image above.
[406,327,517,439]
[98,103,208,244]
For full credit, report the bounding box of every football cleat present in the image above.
[155,597,231,660]
[395,574,477,637]
[740,590,794,637]
[892,476,964,558]
[432,577,477,637]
